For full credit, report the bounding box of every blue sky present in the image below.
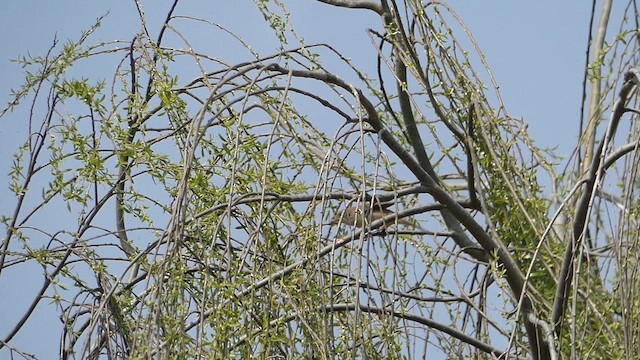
[0,1,604,357]
[1,1,591,155]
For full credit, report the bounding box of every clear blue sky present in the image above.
[0,1,602,357]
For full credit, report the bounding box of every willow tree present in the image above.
[1,1,639,359]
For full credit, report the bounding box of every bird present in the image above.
[329,206,416,229]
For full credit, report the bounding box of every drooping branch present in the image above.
[232,303,507,357]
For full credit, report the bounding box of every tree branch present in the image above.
[316,0,384,15]
[553,69,638,336]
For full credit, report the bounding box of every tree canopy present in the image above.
[1,1,639,359]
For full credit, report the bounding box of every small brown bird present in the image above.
[329,206,415,228]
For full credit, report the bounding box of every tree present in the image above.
[1,0,638,359]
